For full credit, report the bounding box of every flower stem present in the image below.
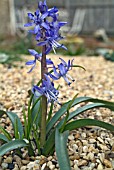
[40,45,47,148]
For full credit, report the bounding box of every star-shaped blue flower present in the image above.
[49,58,75,85]
[32,74,59,103]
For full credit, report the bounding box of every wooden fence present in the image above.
[66,0,114,35]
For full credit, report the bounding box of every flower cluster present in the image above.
[25,0,75,103]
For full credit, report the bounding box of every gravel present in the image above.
[0,54,114,170]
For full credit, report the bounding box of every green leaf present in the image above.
[31,94,41,127]
[6,111,24,139]
[43,130,55,155]
[55,129,71,170]
[72,64,86,71]
[64,119,114,132]
[46,97,93,134]
[44,102,112,155]
[0,134,9,142]
[0,126,12,140]
[59,103,106,128]
[0,139,28,156]
[46,96,114,134]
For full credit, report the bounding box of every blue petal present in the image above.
[46,59,53,65]
[63,76,71,85]
[34,25,40,34]
[28,30,35,34]
[26,60,36,65]
[32,85,44,95]
[49,73,59,80]
[53,66,60,78]
[27,63,36,73]
[59,58,67,66]
[48,7,58,13]
[37,41,47,46]
[35,9,40,16]
[28,49,38,56]
[61,44,67,50]
[58,63,66,75]
[45,46,52,54]
[28,13,34,20]
[24,22,34,27]
[58,22,67,27]
[41,22,50,29]
[41,12,48,19]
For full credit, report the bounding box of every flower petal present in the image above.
[24,22,34,27]
[28,13,34,20]
[28,49,38,56]
[26,60,36,65]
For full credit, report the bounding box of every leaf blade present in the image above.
[0,139,28,156]
[55,129,71,170]
[64,119,114,132]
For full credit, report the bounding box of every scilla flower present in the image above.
[49,58,75,85]
[26,49,53,72]
[32,74,59,103]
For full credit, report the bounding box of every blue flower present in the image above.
[26,49,53,72]
[37,21,67,54]
[32,74,59,103]
[24,9,49,38]
[49,58,75,85]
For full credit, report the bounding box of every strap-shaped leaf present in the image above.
[0,134,9,143]
[0,139,28,156]
[46,97,91,134]
[46,97,114,134]
[64,118,114,132]
[55,129,71,170]
[44,102,114,155]
[6,112,24,139]
[0,126,12,140]
[0,110,23,139]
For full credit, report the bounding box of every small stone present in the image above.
[20,166,27,170]
[72,144,78,151]
[47,161,52,167]
[103,159,112,168]
[89,138,96,144]
[99,153,105,163]
[26,162,34,169]
[49,164,55,170]
[87,152,95,161]
[13,164,19,170]
[4,156,13,163]
[78,160,88,167]
[97,163,104,170]
[97,137,104,143]
[33,164,40,170]
[47,156,53,161]
[4,102,13,109]
[98,143,109,151]
[81,132,86,138]
[68,134,74,140]
[14,155,22,168]
[1,162,8,169]
[83,145,88,153]
[74,164,80,170]
[90,163,96,169]
[70,154,80,160]
[41,163,46,170]
[22,160,30,165]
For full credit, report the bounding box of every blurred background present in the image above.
[0,0,114,64]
